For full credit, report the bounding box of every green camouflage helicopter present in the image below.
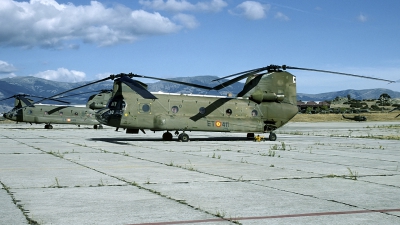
[389,107,400,118]
[1,91,112,129]
[33,65,395,141]
[342,114,367,121]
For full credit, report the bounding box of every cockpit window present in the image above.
[107,95,126,116]
[108,96,126,110]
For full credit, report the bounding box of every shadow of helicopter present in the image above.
[89,136,250,144]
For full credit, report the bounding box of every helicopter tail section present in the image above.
[240,71,297,105]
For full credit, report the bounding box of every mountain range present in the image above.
[1,76,399,112]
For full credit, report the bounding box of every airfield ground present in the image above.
[0,120,399,225]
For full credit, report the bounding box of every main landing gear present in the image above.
[178,133,189,142]
[247,132,277,141]
[93,125,103,129]
[162,131,173,141]
[162,131,189,142]
[44,124,53,129]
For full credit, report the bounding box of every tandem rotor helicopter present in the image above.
[1,90,112,129]
[30,64,395,141]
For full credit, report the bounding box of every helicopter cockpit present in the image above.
[95,95,126,125]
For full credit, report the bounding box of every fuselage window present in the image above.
[74,112,78,116]
[60,112,63,116]
[251,110,258,117]
[27,110,33,115]
[226,109,232,116]
[142,104,150,112]
[171,106,179,114]
[199,107,206,114]
[44,111,48,115]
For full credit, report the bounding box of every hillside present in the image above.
[1,76,399,112]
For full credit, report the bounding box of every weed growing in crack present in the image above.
[347,167,358,180]
[215,209,226,218]
[268,149,275,157]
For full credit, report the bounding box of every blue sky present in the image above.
[0,0,399,94]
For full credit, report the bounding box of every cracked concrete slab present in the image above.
[0,122,399,224]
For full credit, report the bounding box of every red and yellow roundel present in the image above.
[215,121,222,127]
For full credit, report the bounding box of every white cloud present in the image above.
[0,60,17,79]
[357,13,367,22]
[231,1,270,20]
[33,68,86,82]
[0,60,17,73]
[0,0,183,48]
[173,13,199,29]
[274,12,289,21]
[139,0,227,12]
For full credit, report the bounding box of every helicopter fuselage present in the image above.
[4,104,100,127]
[95,92,298,133]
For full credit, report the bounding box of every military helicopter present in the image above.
[1,91,112,129]
[389,107,400,118]
[32,64,395,141]
[342,114,367,121]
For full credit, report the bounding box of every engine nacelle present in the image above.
[251,91,284,103]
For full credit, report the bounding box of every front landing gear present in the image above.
[269,132,277,141]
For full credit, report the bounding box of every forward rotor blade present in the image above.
[29,76,113,106]
[132,74,213,90]
[119,76,157,99]
[0,96,16,102]
[284,66,396,83]
[54,90,108,99]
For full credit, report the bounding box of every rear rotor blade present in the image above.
[284,66,396,83]
[212,66,269,82]
[18,96,34,106]
[212,71,261,90]
[131,74,213,90]
[28,95,70,104]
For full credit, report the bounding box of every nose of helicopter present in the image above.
[95,108,111,125]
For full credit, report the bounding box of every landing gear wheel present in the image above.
[44,124,53,129]
[99,125,103,129]
[94,125,98,129]
[49,125,53,129]
[269,132,277,141]
[162,131,173,141]
[247,133,254,139]
[178,133,189,142]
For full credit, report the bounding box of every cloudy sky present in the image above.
[0,0,399,94]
